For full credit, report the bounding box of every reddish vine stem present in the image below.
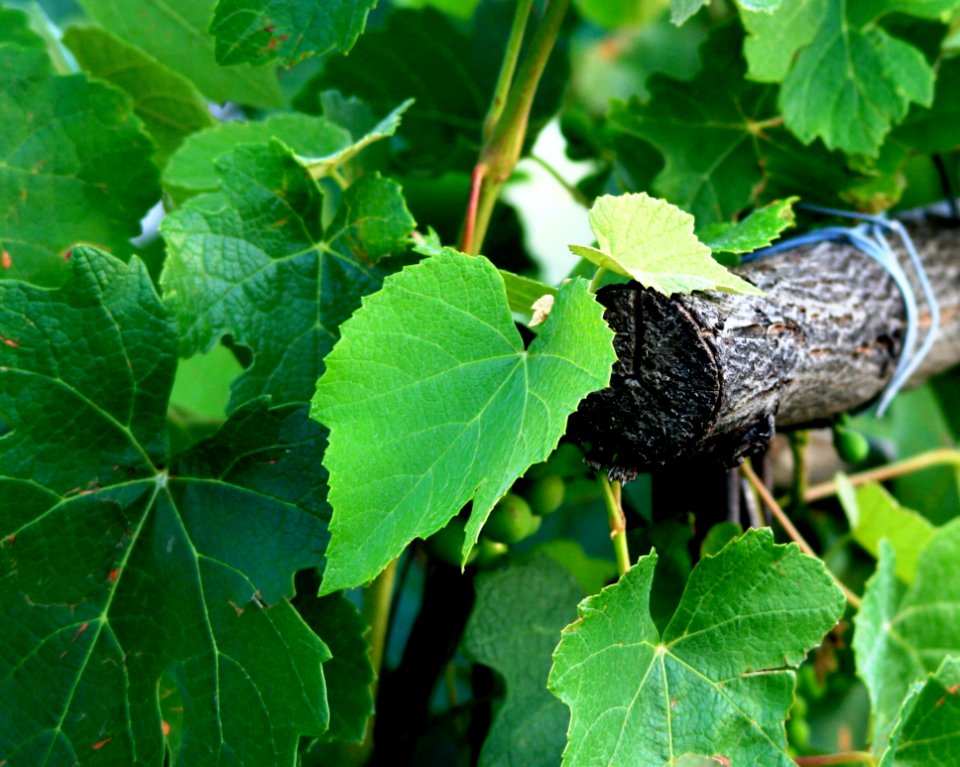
[741,461,862,610]
[461,0,572,254]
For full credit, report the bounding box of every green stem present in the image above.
[347,557,399,763]
[788,430,810,511]
[529,153,590,207]
[805,448,960,502]
[598,473,631,576]
[463,0,572,254]
[589,266,607,292]
[742,461,862,611]
[794,752,875,766]
[482,0,533,141]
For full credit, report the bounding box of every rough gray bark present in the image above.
[568,220,960,480]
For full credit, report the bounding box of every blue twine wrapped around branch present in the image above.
[742,204,941,416]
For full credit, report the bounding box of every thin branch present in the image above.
[805,448,960,502]
[794,752,875,766]
[598,473,631,575]
[741,461,862,610]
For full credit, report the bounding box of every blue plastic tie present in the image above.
[742,204,940,416]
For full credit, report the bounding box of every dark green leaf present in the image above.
[311,251,616,593]
[211,0,377,66]
[0,248,332,765]
[549,529,846,766]
[0,44,159,285]
[0,6,45,48]
[295,585,374,743]
[63,25,214,165]
[608,25,777,225]
[463,554,583,767]
[78,0,282,107]
[162,140,416,410]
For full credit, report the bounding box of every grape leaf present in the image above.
[162,140,416,410]
[78,0,282,108]
[854,523,960,750]
[0,6,44,47]
[548,529,846,766]
[576,0,670,29]
[878,656,960,767]
[210,0,377,66]
[294,581,374,743]
[672,0,783,25]
[893,57,960,154]
[776,1,940,156]
[0,42,159,286]
[0,248,332,766]
[62,25,214,166]
[463,554,583,767]
[310,250,616,594]
[740,0,825,82]
[836,477,936,584]
[568,193,763,296]
[698,197,797,254]
[608,25,777,225]
[162,113,350,202]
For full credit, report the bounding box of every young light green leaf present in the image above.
[548,529,846,766]
[311,250,616,594]
[854,522,960,750]
[569,193,763,296]
[211,0,377,66]
[63,25,214,165]
[162,140,416,410]
[463,554,584,767]
[878,656,960,767]
[775,2,938,156]
[163,113,351,202]
[296,99,413,180]
[837,476,936,584]
[78,0,282,107]
[699,197,798,254]
[0,248,332,765]
[0,44,159,286]
[608,25,776,225]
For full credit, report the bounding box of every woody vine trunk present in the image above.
[570,219,960,479]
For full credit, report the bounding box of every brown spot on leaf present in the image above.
[1,251,11,269]
[91,737,111,751]
[162,721,171,737]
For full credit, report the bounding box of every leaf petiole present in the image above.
[598,473,631,576]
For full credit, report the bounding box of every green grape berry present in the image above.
[425,517,476,566]
[526,473,565,515]
[832,424,870,464]
[473,537,509,567]
[482,493,541,544]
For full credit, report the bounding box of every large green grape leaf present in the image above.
[569,193,763,296]
[0,248,332,766]
[210,0,377,66]
[0,6,45,47]
[0,41,159,286]
[62,26,214,166]
[463,554,584,767]
[893,57,960,154]
[78,0,282,108]
[854,524,960,750]
[740,0,825,82]
[311,250,616,594]
[162,140,416,411]
[770,0,953,155]
[608,25,778,225]
[548,529,846,766]
[878,657,960,767]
